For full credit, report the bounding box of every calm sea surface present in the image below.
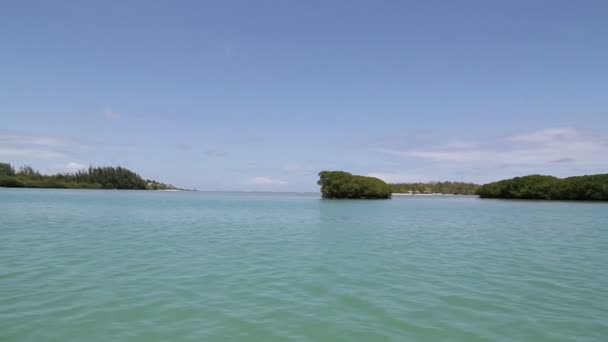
[1,189,607,341]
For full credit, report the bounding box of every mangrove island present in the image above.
[317,171,392,199]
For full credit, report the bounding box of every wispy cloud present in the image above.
[205,148,226,157]
[365,172,429,183]
[0,133,69,147]
[508,128,579,143]
[246,177,287,186]
[550,157,574,164]
[379,128,608,177]
[0,147,66,159]
[0,132,79,160]
[103,108,122,121]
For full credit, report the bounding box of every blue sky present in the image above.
[1,0,607,191]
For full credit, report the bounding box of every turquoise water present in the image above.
[1,189,607,341]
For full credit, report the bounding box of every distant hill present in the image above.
[0,162,177,190]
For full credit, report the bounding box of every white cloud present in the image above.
[103,108,122,120]
[65,162,86,170]
[0,147,66,159]
[508,128,579,143]
[246,177,288,186]
[366,172,429,183]
[380,128,608,177]
[0,133,68,147]
[0,132,79,160]
[442,141,479,149]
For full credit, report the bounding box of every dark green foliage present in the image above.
[0,162,175,190]
[390,182,480,195]
[477,174,608,201]
[0,176,25,187]
[0,163,16,176]
[317,171,392,199]
[84,166,147,189]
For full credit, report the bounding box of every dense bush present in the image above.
[477,174,608,200]
[0,163,16,177]
[317,171,392,199]
[0,176,25,187]
[0,162,175,190]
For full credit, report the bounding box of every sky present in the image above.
[1,0,608,191]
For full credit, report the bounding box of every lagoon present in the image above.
[1,189,607,341]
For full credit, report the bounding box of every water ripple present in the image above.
[1,189,607,341]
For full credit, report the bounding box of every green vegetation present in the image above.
[477,174,608,200]
[317,171,392,199]
[0,162,177,190]
[390,182,479,195]
[0,162,16,177]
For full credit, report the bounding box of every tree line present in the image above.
[477,174,608,200]
[389,181,480,195]
[0,162,176,190]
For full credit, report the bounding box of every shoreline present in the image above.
[0,186,184,191]
[392,193,458,196]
